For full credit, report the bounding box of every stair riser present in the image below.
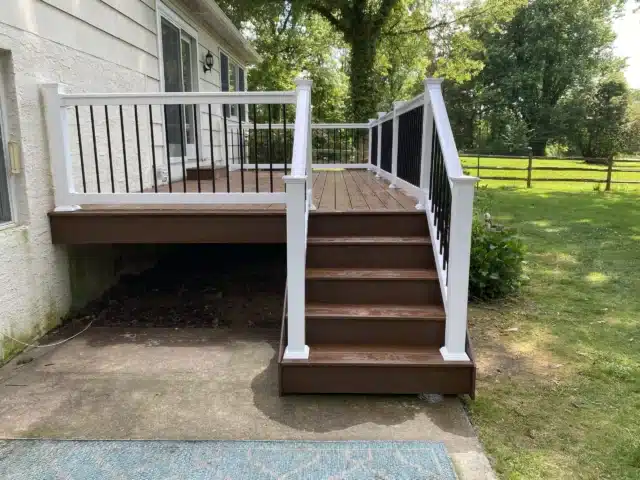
[307,317,445,346]
[309,214,428,238]
[307,245,434,269]
[307,279,442,305]
[280,364,475,395]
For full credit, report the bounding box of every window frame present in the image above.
[219,49,247,119]
[0,64,14,225]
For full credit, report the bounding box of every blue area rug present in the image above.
[0,439,457,479]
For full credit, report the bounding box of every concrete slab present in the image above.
[0,327,495,479]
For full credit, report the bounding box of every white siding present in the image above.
[0,0,252,360]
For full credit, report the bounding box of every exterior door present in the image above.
[161,17,196,158]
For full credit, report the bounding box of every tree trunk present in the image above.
[529,138,547,157]
[350,35,379,121]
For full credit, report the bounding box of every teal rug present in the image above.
[0,440,457,479]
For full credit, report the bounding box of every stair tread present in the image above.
[308,236,430,245]
[306,268,438,280]
[306,303,445,320]
[284,344,472,366]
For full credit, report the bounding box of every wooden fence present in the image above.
[459,153,640,190]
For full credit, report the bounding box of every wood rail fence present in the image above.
[460,153,640,190]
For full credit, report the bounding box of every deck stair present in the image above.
[279,211,476,395]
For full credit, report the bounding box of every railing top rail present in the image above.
[60,91,298,107]
[253,122,369,130]
[425,79,465,179]
[395,94,425,116]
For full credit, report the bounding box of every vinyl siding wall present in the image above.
[0,0,249,361]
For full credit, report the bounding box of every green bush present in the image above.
[469,214,526,301]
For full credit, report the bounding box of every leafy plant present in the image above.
[469,213,526,301]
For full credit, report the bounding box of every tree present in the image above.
[560,78,630,158]
[480,0,624,155]
[218,0,525,121]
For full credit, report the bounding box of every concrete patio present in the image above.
[0,325,494,479]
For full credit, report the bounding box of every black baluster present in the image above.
[178,105,186,192]
[282,104,287,175]
[75,106,87,193]
[148,105,158,193]
[120,105,130,193]
[252,104,258,193]
[238,106,244,193]
[163,105,172,193]
[194,105,201,193]
[267,104,273,192]
[89,106,100,193]
[134,105,143,193]
[208,104,215,193]
[104,106,115,193]
[222,106,230,192]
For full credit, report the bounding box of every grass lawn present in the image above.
[460,156,640,192]
[467,185,640,479]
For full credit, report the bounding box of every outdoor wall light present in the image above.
[203,51,214,73]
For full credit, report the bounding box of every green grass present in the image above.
[460,156,640,192]
[467,185,640,479]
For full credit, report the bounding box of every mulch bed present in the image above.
[76,245,286,330]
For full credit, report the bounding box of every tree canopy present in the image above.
[217,0,638,156]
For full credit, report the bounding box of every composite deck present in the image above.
[48,170,419,244]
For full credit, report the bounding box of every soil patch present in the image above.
[76,245,286,330]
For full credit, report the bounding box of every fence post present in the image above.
[41,83,79,211]
[527,147,533,188]
[282,175,309,360]
[389,101,405,189]
[605,156,613,191]
[375,111,385,178]
[441,176,478,362]
[417,89,434,210]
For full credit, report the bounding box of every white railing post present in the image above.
[41,83,79,211]
[294,78,314,208]
[283,175,309,360]
[417,85,435,210]
[367,118,375,170]
[441,177,478,362]
[390,101,404,189]
[375,112,385,178]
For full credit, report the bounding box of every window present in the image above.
[158,4,198,158]
[220,52,246,118]
[0,88,11,222]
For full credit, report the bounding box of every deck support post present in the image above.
[417,85,435,210]
[375,112,385,178]
[441,177,477,362]
[42,83,80,212]
[283,175,309,360]
[389,101,404,189]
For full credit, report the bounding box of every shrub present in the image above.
[469,214,526,301]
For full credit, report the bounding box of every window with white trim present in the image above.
[0,82,11,223]
[220,51,246,117]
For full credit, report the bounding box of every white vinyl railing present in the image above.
[368,78,478,362]
[282,79,313,360]
[42,85,306,210]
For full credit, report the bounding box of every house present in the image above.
[1,1,478,396]
[0,0,259,361]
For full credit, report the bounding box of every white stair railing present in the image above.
[367,78,478,362]
[282,78,313,360]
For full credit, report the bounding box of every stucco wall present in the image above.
[0,0,250,362]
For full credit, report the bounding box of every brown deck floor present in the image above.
[150,169,418,212]
[49,169,420,244]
